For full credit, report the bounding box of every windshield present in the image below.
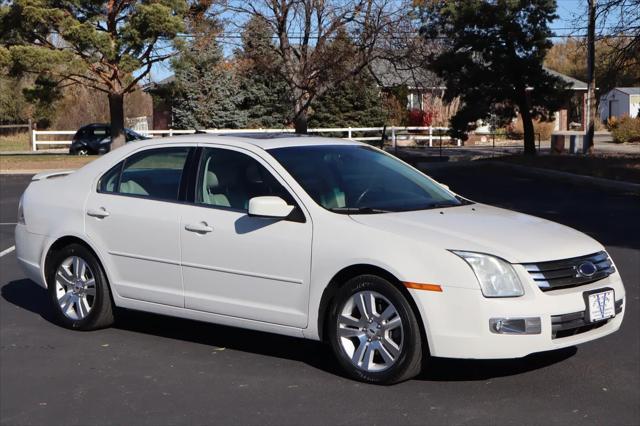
[268,145,468,213]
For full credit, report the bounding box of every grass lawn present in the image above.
[494,153,640,184]
[0,132,31,152]
[0,154,94,172]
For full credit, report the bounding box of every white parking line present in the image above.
[0,246,15,257]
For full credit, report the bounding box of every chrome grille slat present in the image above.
[522,251,615,292]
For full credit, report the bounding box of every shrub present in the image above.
[508,116,555,141]
[407,109,433,127]
[611,116,640,143]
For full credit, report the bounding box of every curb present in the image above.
[0,150,67,155]
[488,161,640,194]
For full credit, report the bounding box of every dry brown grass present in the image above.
[0,155,94,172]
[0,132,31,152]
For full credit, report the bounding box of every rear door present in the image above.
[85,146,194,307]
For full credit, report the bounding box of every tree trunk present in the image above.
[520,103,537,156]
[109,92,126,149]
[584,0,596,154]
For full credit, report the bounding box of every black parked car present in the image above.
[69,123,148,155]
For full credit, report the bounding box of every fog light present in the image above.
[489,317,541,334]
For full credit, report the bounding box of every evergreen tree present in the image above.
[421,0,570,155]
[172,39,247,129]
[309,73,385,128]
[1,0,191,147]
[235,16,290,128]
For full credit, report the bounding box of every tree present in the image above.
[545,38,640,106]
[235,16,290,128]
[308,72,385,128]
[1,0,191,147]
[226,0,406,133]
[172,39,247,129]
[420,0,570,155]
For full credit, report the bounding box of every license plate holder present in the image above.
[583,288,615,323]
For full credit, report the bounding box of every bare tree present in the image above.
[224,0,409,133]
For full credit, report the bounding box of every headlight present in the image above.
[452,251,524,297]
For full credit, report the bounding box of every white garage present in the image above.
[600,87,640,121]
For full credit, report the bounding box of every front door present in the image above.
[180,146,312,327]
[85,146,192,307]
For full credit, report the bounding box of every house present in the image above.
[600,87,640,121]
[369,58,588,132]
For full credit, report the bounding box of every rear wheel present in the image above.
[47,244,114,330]
[327,274,423,384]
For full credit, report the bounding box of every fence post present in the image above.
[347,127,352,139]
[28,119,34,151]
[31,121,37,151]
[391,127,397,152]
[429,126,433,147]
[169,128,173,137]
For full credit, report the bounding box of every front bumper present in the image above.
[411,272,626,359]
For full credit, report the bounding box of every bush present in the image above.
[508,116,555,141]
[407,109,433,127]
[611,116,640,143]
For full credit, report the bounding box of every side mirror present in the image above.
[248,196,294,218]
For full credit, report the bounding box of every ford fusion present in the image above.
[15,135,625,384]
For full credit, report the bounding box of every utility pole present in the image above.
[584,0,597,154]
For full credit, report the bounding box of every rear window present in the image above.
[98,147,191,201]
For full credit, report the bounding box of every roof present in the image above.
[127,134,364,151]
[369,58,443,89]
[542,67,588,90]
[616,87,640,95]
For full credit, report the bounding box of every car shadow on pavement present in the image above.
[3,278,577,382]
[418,348,577,381]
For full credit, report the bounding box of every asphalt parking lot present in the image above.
[1,164,638,426]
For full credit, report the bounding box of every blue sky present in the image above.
[147,0,591,83]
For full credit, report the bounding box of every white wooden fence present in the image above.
[31,126,460,151]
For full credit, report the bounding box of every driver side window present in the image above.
[196,148,294,211]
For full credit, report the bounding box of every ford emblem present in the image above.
[577,261,597,278]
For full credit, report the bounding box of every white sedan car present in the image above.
[15,134,625,384]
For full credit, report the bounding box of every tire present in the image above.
[47,243,114,330]
[327,274,423,385]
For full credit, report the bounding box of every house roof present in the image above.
[616,87,640,95]
[369,59,587,92]
[542,67,587,90]
[368,58,443,90]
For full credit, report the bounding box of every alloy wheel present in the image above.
[54,256,96,320]
[337,290,403,372]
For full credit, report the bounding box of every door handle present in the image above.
[87,207,109,218]
[185,222,213,234]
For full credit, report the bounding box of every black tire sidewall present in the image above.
[327,275,423,385]
[47,244,111,330]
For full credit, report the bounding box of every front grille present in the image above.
[522,251,615,292]
[551,299,623,339]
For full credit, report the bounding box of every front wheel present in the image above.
[47,244,114,330]
[327,275,423,384]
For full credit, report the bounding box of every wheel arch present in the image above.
[43,235,110,291]
[317,264,427,345]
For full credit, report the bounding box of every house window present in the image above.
[407,92,423,110]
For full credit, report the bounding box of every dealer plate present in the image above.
[586,289,615,323]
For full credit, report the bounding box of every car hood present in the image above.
[350,204,603,263]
